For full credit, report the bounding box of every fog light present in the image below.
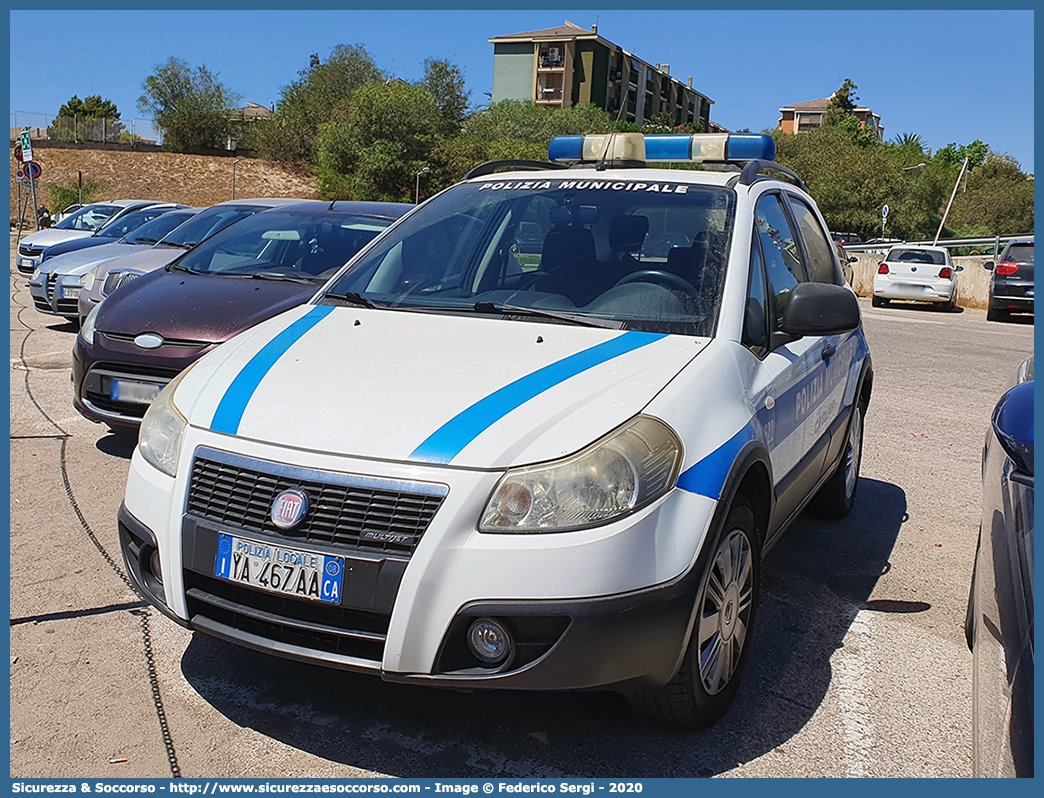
[467,618,513,666]
[149,549,162,584]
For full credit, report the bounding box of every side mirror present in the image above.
[781,282,861,338]
[955,265,964,272]
[984,261,994,271]
[848,256,858,263]
[992,380,1034,480]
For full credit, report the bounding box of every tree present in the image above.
[464,99,610,143]
[241,44,384,162]
[947,153,1034,236]
[418,58,470,134]
[823,78,859,127]
[50,94,124,142]
[315,81,443,201]
[892,132,926,154]
[137,57,240,151]
[934,140,990,172]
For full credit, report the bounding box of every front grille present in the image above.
[45,273,57,303]
[56,298,78,316]
[101,330,210,350]
[187,454,445,558]
[18,245,41,258]
[82,363,181,420]
[102,271,141,297]
[32,296,52,313]
[184,571,388,663]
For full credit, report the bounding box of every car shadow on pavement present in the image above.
[179,478,906,777]
[96,431,138,459]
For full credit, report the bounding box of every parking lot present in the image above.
[9,243,1033,779]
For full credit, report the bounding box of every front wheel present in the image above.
[629,502,760,728]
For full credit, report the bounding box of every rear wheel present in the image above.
[811,399,865,518]
[629,502,760,729]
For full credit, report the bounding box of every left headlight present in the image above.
[82,265,100,291]
[479,415,683,533]
[138,364,196,478]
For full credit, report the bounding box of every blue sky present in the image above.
[9,8,1035,173]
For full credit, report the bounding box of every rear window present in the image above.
[885,248,945,265]
[1003,243,1034,264]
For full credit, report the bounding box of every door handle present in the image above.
[821,343,836,360]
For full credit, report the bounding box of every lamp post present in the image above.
[902,162,926,172]
[232,157,244,200]
[415,166,430,204]
[934,157,969,246]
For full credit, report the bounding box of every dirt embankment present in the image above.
[10,146,317,220]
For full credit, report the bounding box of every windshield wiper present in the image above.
[167,262,203,274]
[157,240,192,249]
[472,301,623,329]
[247,272,315,284]
[131,237,158,245]
[324,291,386,309]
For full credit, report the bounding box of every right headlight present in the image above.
[479,415,682,533]
[138,364,196,478]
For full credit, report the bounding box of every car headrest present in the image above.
[609,215,650,252]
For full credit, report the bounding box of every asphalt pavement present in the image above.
[8,250,1034,778]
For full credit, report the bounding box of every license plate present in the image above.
[60,287,80,300]
[111,379,162,404]
[214,533,344,604]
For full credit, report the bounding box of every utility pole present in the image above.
[934,157,969,246]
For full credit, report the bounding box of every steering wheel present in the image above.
[614,270,697,294]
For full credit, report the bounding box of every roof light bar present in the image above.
[548,133,776,164]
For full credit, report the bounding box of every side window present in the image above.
[742,235,770,357]
[787,196,840,284]
[754,194,806,330]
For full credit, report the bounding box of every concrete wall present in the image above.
[849,253,993,308]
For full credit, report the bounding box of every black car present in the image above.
[984,237,1034,321]
[966,356,1033,777]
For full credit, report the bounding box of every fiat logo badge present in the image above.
[134,333,164,350]
[271,489,309,529]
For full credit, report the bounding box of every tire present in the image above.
[947,290,958,312]
[810,399,865,518]
[986,303,1005,322]
[871,296,888,308]
[628,502,760,729]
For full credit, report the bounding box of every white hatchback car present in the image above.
[872,244,961,309]
[120,133,872,729]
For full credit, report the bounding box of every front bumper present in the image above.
[122,430,720,692]
[28,270,82,317]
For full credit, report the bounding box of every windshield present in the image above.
[324,178,735,336]
[54,204,122,231]
[172,207,400,281]
[158,204,269,248]
[122,210,197,246]
[886,247,945,265]
[94,206,171,239]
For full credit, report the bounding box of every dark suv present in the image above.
[985,237,1034,321]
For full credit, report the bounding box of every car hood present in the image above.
[176,304,704,469]
[92,246,184,280]
[96,268,319,343]
[46,242,147,275]
[19,229,92,248]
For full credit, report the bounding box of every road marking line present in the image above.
[861,313,944,325]
[833,610,876,777]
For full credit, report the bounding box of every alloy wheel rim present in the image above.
[697,528,754,695]
[844,406,863,500]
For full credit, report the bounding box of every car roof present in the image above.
[1006,237,1034,245]
[207,197,307,208]
[262,200,414,218]
[885,244,947,253]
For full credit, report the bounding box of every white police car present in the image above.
[120,133,871,728]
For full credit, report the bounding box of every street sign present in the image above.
[882,204,889,219]
[14,144,24,163]
[21,162,42,181]
[19,131,33,163]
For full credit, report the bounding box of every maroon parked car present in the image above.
[73,201,411,432]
